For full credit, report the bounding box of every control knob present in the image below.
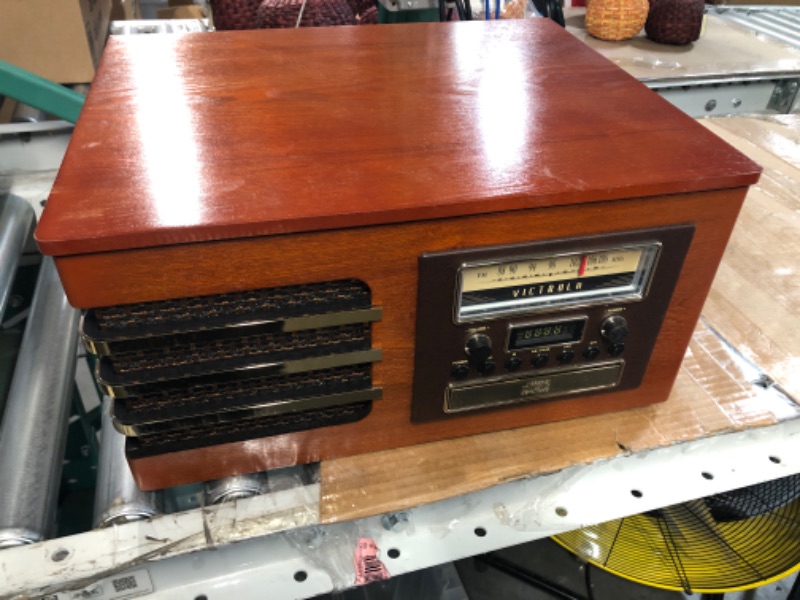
[465,333,493,367]
[600,315,629,345]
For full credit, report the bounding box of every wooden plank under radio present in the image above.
[36,19,761,490]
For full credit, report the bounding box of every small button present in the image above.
[582,347,600,360]
[532,353,549,368]
[451,364,469,380]
[505,357,522,372]
[478,361,496,376]
[557,350,575,364]
[608,343,625,356]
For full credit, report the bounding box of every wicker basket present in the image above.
[256,0,356,27]
[210,0,262,29]
[645,0,704,45]
[586,0,649,40]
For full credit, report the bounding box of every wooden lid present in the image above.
[36,20,761,256]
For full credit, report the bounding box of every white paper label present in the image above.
[39,569,153,600]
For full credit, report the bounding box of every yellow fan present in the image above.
[553,474,800,594]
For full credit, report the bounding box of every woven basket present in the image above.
[645,0,704,45]
[210,0,262,29]
[586,0,649,40]
[256,0,356,28]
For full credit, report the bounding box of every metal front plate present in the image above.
[445,361,624,413]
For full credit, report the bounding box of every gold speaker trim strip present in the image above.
[111,387,383,437]
[82,307,383,356]
[445,361,624,413]
[101,349,384,398]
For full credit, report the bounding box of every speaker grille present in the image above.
[82,279,381,459]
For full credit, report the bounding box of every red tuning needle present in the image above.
[578,255,588,276]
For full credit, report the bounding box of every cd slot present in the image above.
[445,361,624,413]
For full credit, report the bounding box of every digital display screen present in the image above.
[508,319,586,350]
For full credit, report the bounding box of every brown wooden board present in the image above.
[700,116,800,404]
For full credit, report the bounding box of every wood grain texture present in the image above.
[86,186,748,490]
[700,116,800,403]
[35,19,759,256]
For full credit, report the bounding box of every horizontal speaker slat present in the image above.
[112,387,383,436]
[105,322,371,376]
[90,279,371,333]
[125,400,374,459]
[100,349,383,398]
[82,307,382,356]
[115,364,372,422]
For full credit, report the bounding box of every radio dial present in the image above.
[601,315,629,345]
[465,333,493,367]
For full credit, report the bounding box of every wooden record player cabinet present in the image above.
[36,20,761,490]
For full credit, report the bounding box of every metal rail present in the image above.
[93,397,164,528]
[0,194,34,319]
[0,258,80,547]
[714,6,800,49]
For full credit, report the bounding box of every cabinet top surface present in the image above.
[36,19,761,256]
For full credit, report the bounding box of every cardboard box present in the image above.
[0,0,111,84]
[111,0,142,19]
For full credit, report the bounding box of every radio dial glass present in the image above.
[457,244,660,322]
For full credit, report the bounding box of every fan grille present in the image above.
[553,474,800,593]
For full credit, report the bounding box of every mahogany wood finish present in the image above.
[63,188,746,489]
[37,20,758,256]
[36,20,761,490]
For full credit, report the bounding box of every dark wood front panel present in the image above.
[410,225,695,422]
[53,187,748,490]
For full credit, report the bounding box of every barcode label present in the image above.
[104,570,152,599]
[44,569,154,600]
[112,576,138,593]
